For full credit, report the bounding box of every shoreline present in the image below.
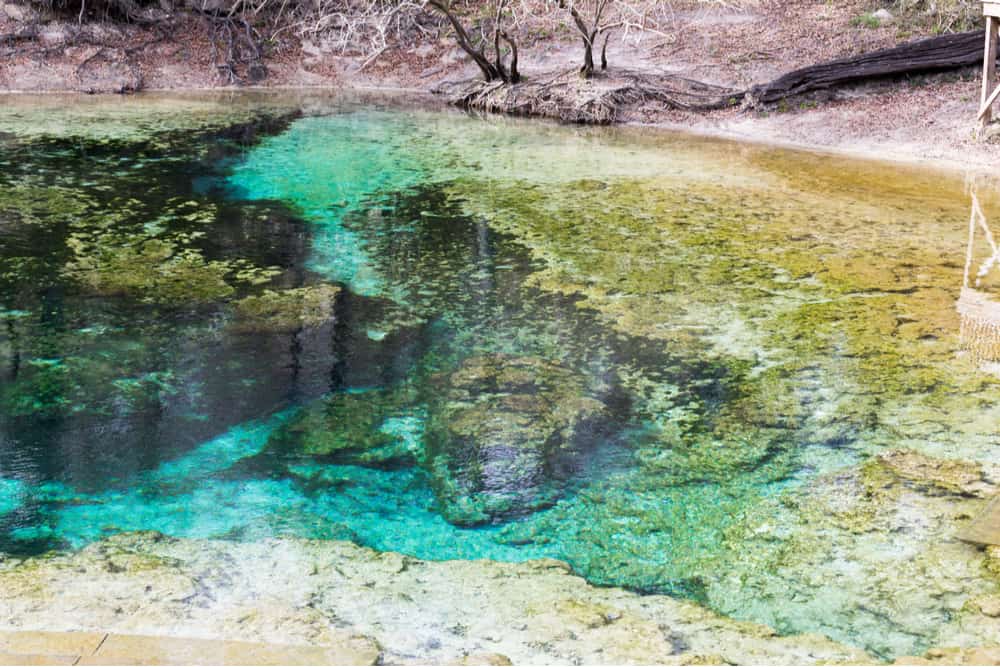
[3,81,995,176]
[638,118,995,177]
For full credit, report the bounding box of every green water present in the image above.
[2,92,999,658]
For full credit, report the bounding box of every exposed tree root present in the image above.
[200,11,267,85]
[436,69,738,124]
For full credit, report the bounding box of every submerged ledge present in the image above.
[0,531,875,666]
[3,450,1000,664]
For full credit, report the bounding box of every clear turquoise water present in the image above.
[0,108,698,564]
[2,97,998,658]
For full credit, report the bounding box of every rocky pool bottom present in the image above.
[1,448,999,665]
[5,93,1000,663]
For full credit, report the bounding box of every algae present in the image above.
[232,285,343,333]
[263,387,420,467]
[4,95,1000,661]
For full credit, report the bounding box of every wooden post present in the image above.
[980,3,1000,128]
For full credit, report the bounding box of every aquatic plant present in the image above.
[264,386,421,467]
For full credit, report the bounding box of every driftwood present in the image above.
[442,28,997,123]
[748,29,989,104]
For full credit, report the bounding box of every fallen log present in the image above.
[748,29,992,104]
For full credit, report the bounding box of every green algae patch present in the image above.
[0,92,304,143]
[59,197,282,307]
[0,181,94,227]
[448,170,1000,465]
[232,285,343,333]
[0,335,184,420]
[264,387,421,467]
[65,234,239,305]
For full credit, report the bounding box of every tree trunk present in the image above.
[501,31,520,83]
[428,0,502,82]
[581,37,594,77]
[749,29,990,104]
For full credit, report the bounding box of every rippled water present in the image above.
[2,92,1000,658]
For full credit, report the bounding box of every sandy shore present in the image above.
[4,0,1000,172]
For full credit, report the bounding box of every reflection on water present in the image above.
[2,95,1000,659]
[959,190,1000,365]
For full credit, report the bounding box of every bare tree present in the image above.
[556,0,670,77]
[428,0,519,83]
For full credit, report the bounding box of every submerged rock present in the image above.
[872,449,1000,498]
[231,284,342,334]
[701,450,1000,659]
[263,387,420,468]
[425,354,609,526]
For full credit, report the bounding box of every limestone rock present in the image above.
[425,354,609,525]
[874,449,998,498]
[701,451,1000,658]
[0,532,876,665]
[895,647,1000,665]
[449,653,513,665]
[975,595,1000,618]
[74,47,143,94]
[872,8,894,24]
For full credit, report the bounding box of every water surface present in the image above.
[1,92,999,658]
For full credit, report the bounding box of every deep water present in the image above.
[3,93,1000,659]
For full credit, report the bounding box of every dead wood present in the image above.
[428,0,519,83]
[747,29,990,104]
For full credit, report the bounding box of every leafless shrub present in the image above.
[523,0,676,77]
[271,0,433,68]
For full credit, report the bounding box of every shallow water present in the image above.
[2,92,1000,658]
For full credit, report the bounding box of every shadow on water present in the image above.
[0,110,757,564]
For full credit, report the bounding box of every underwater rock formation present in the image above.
[701,449,1000,659]
[262,386,420,468]
[231,285,342,333]
[0,531,876,665]
[425,354,609,526]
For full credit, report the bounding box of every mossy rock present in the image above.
[634,424,793,486]
[231,284,342,334]
[425,354,609,526]
[264,387,419,468]
[865,449,998,498]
